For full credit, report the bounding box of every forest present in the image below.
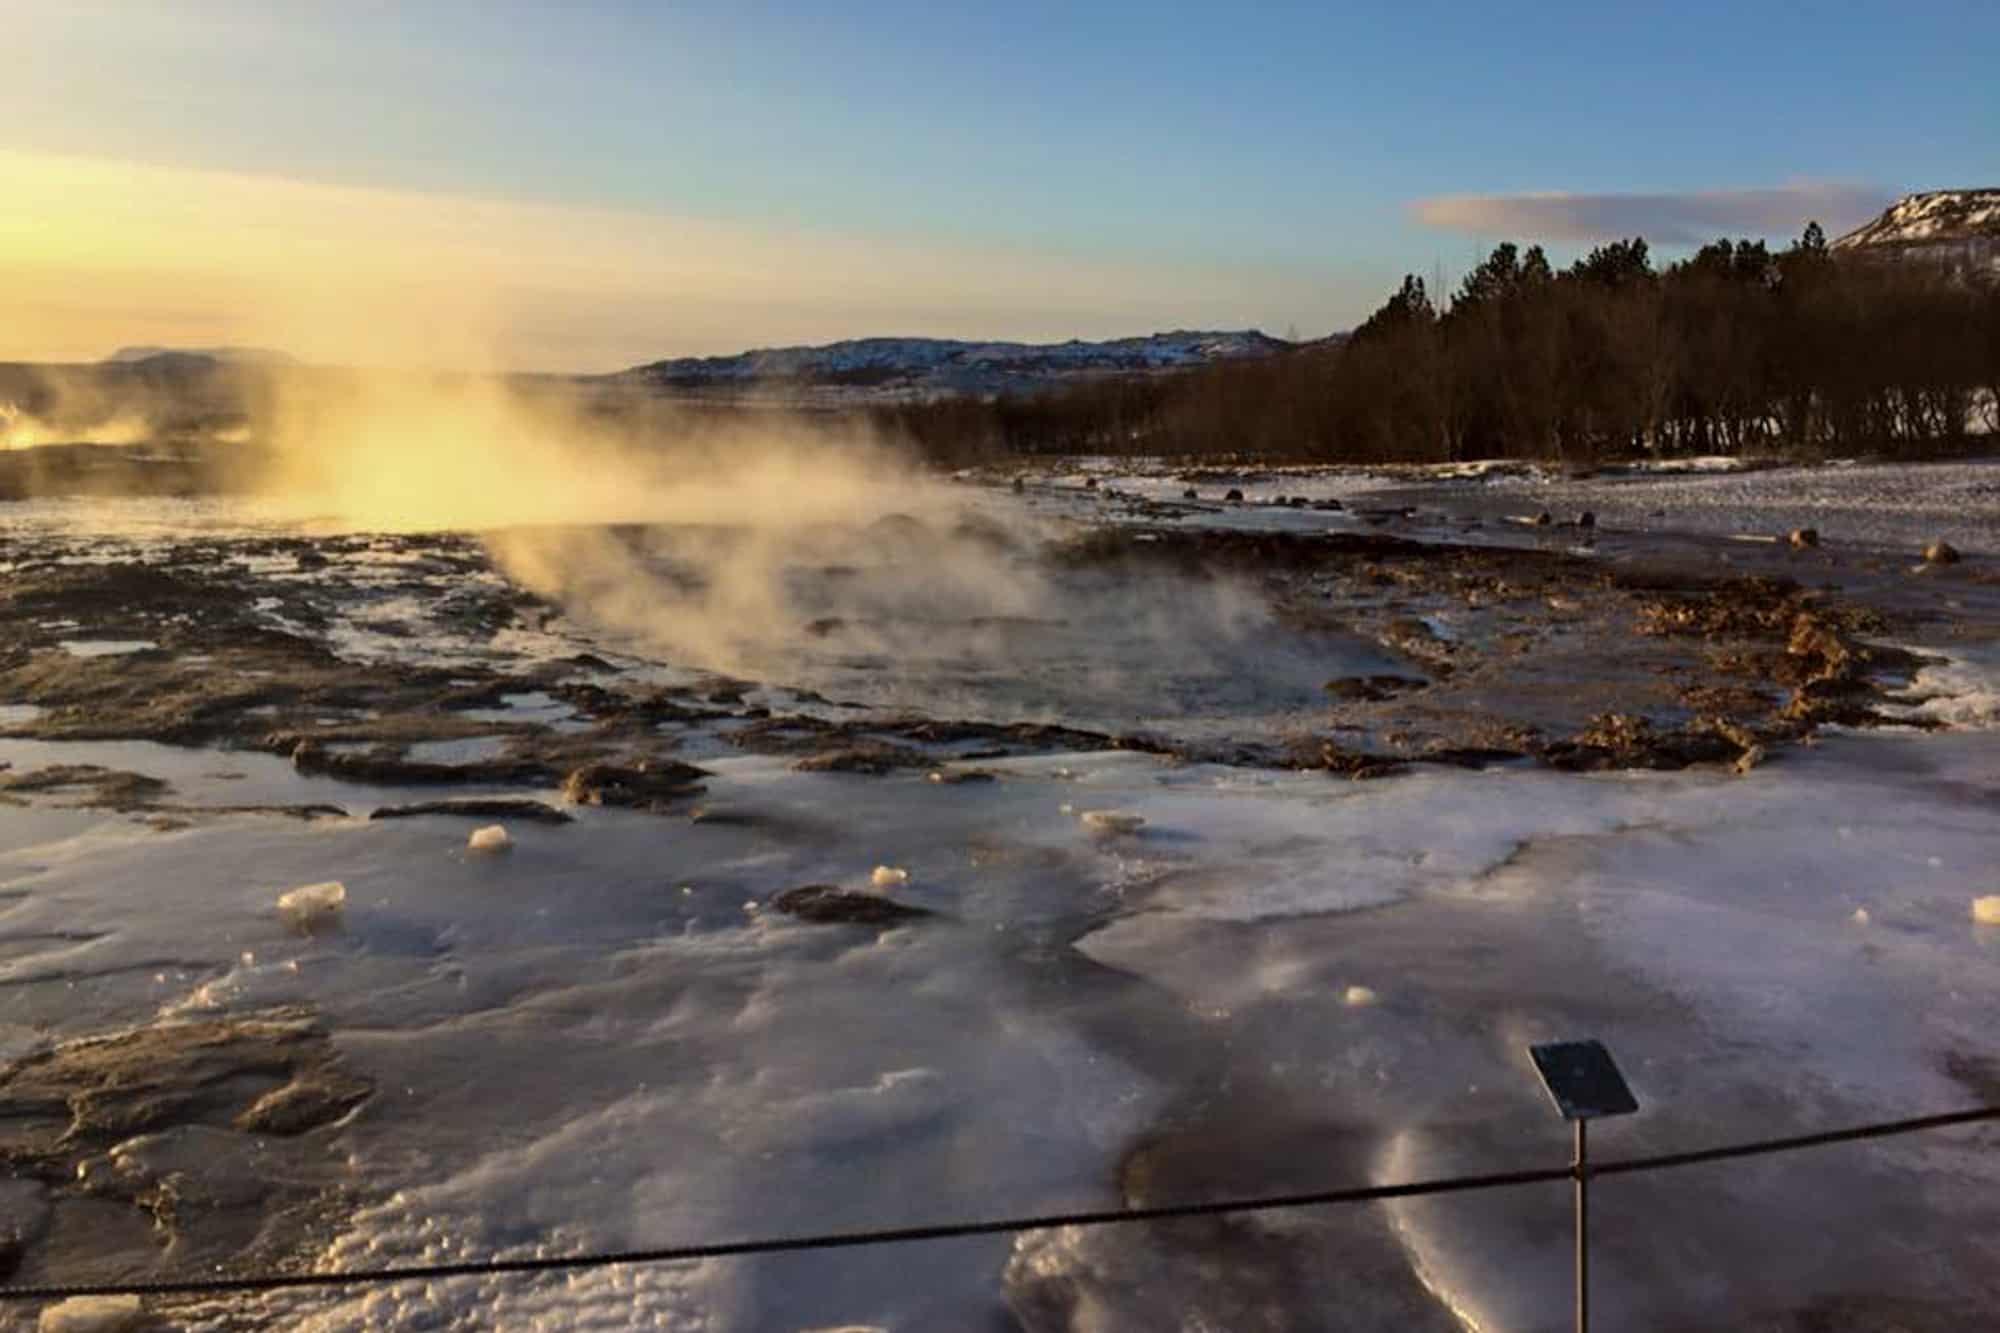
[875,226,2000,466]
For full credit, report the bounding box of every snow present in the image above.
[276,880,346,933]
[467,824,513,855]
[37,1296,145,1333]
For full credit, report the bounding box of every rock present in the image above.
[1533,511,1553,527]
[1342,985,1379,1007]
[1011,476,1025,493]
[561,761,708,811]
[369,798,571,824]
[1288,496,1309,509]
[235,1068,373,1135]
[1224,488,1244,503]
[1083,477,1099,490]
[870,865,910,888]
[794,744,931,776]
[1923,540,1961,565]
[276,881,344,934]
[769,885,931,926]
[1578,511,1596,529]
[1323,675,1424,702]
[927,768,997,785]
[1973,896,2000,926]
[1786,527,1820,549]
[1182,488,1199,500]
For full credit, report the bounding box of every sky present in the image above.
[2,0,1994,371]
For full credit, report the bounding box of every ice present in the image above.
[467,824,513,856]
[36,1296,144,1333]
[276,880,346,933]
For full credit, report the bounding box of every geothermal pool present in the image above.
[1,463,1998,1330]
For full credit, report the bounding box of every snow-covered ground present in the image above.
[3,463,2000,1329]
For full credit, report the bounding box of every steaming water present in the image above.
[3,482,2000,1329]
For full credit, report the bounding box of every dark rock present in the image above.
[1533,511,1554,527]
[769,884,932,926]
[1788,527,1820,549]
[1224,488,1244,503]
[369,798,573,824]
[1323,675,1426,702]
[560,761,709,811]
[1182,488,1199,500]
[794,743,932,776]
[1578,511,1596,529]
[1923,540,1961,565]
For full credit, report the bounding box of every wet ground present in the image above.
[0,464,1997,1330]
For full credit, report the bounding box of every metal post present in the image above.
[1574,1116,1589,1333]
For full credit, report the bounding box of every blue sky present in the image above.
[4,1,1995,367]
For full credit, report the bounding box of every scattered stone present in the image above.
[769,885,931,926]
[275,881,345,934]
[1788,527,1820,549]
[1539,713,1754,773]
[369,798,571,824]
[1923,540,1961,565]
[289,740,552,788]
[1079,810,1146,836]
[561,760,708,811]
[466,824,512,855]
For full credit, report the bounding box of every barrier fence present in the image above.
[3,1102,1995,1314]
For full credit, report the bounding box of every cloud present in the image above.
[1408,183,1897,247]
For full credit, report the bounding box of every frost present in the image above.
[276,880,345,933]
[870,865,909,888]
[37,1296,144,1333]
[1972,896,2000,926]
[466,825,512,856]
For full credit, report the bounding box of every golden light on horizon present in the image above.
[0,150,1293,373]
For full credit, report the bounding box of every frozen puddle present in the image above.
[0,732,1988,1327]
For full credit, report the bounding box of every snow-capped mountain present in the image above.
[617,330,1296,398]
[105,346,297,367]
[1832,190,2000,274]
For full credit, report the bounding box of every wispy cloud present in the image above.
[1408,183,1897,247]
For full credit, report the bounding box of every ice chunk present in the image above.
[1079,810,1145,837]
[1343,985,1380,1007]
[870,865,909,888]
[276,880,345,934]
[1972,896,2000,926]
[467,824,512,855]
[38,1296,144,1333]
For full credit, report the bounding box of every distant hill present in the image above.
[1832,190,2000,275]
[614,330,1301,400]
[105,346,297,368]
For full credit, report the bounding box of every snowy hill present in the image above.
[616,330,1297,399]
[1832,190,2000,275]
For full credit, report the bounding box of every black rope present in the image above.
[4,1104,1994,1304]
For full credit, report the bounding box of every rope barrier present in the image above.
[4,1103,1994,1304]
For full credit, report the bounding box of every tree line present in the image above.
[876,225,2000,465]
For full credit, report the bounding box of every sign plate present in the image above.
[1529,1040,1639,1120]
